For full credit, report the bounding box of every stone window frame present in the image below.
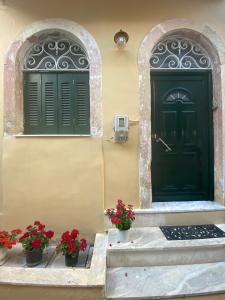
[138,19,225,208]
[4,18,102,137]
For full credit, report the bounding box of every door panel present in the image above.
[151,71,213,202]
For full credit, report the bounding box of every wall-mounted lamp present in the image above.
[114,30,129,49]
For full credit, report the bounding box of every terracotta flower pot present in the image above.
[65,251,79,267]
[117,229,130,242]
[0,248,8,263]
[26,248,43,267]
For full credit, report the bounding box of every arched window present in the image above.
[23,33,90,134]
[150,36,212,69]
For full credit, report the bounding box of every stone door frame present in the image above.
[138,19,225,208]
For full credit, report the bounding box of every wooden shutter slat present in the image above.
[58,73,74,134]
[24,73,42,134]
[42,74,58,134]
[74,73,90,134]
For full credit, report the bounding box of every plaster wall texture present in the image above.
[1,285,225,300]
[1,0,225,234]
[0,286,103,300]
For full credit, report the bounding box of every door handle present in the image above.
[156,137,172,152]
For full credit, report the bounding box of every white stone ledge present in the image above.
[107,226,225,252]
[13,134,91,138]
[104,202,225,229]
[134,201,225,214]
[0,233,107,288]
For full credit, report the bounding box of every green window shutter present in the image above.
[23,73,42,134]
[24,72,90,135]
[42,74,58,134]
[74,72,90,134]
[58,73,75,134]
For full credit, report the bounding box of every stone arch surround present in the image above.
[138,19,225,208]
[4,18,102,136]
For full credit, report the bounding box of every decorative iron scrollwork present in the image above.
[150,37,211,69]
[24,38,89,71]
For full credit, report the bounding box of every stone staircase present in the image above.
[104,201,225,228]
[104,201,225,299]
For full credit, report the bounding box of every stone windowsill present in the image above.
[0,233,107,287]
[13,134,91,138]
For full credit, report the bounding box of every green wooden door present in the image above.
[151,71,213,202]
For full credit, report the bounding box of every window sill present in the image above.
[13,134,91,138]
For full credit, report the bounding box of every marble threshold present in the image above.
[107,225,225,251]
[0,233,106,287]
[135,201,225,214]
[106,262,225,299]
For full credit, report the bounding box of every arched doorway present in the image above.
[138,20,225,208]
[150,36,213,202]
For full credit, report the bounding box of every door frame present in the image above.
[150,69,214,202]
[138,19,225,209]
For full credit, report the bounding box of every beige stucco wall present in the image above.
[1,285,225,300]
[1,0,225,235]
[0,285,103,300]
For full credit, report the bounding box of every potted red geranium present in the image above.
[0,229,22,263]
[106,199,135,242]
[19,221,54,267]
[57,229,87,267]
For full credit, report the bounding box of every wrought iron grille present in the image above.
[23,37,89,71]
[150,37,211,69]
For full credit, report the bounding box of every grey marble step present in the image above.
[107,226,225,267]
[105,263,225,299]
[105,201,225,229]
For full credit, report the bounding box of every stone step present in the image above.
[104,201,225,229]
[105,262,225,299]
[107,225,225,267]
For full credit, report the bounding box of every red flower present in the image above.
[61,231,71,242]
[19,232,30,242]
[68,244,77,252]
[111,217,121,224]
[80,239,87,251]
[107,200,135,230]
[34,221,41,226]
[71,229,79,239]
[0,231,8,235]
[11,229,22,235]
[116,199,125,210]
[115,210,122,216]
[26,225,33,230]
[127,211,134,219]
[3,240,16,249]
[31,230,38,235]
[0,238,8,243]
[38,224,45,230]
[45,230,54,239]
[32,239,42,249]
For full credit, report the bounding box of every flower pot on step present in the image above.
[26,248,43,267]
[117,229,130,242]
[0,248,8,263]
[65,251,79,267]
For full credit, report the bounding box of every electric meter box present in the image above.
[113,115,129,143]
